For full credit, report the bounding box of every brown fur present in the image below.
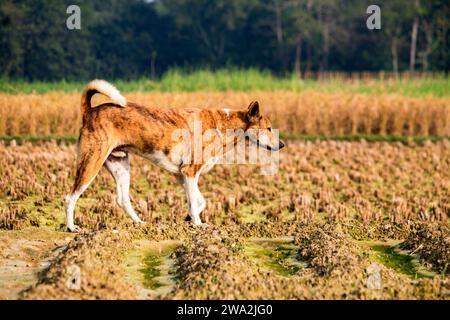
[67,82,284,231]
[65,80,284,231]
[73,100,276,189]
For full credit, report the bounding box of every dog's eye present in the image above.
[267,127,272,132]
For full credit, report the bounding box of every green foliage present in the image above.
[0,0,448,81]
[244,241,305,276]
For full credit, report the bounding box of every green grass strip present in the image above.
[1,134,448,145]
[1,69,449,97]
[280,133,449,144]
[0,135,78,144]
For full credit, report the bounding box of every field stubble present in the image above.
[0,140,449,299]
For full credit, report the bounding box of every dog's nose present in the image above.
[278,140,285,149]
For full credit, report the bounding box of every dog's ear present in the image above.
[247,101,260,121]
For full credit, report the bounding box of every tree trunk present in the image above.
[150,51,157,80]
[409,0,420,73]
[421,20,433,71]
[391,37,399,78]
[306,44,312,75]
[274,0,283,45]
[409,18,418,72]
[274,0,286,72]
[320,14,330,73]
[294,34,302,78]
[305,0,313,76]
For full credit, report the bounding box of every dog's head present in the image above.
[243,101,285,151]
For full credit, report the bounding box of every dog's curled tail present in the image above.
[81,79,127,116]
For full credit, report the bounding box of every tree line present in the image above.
[0,0,448,81]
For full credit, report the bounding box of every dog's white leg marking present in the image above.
[183,176,203,225]
[192,157,219,213]
[65,180,92,232]
[197,189,206,212]
[105,156,143,224]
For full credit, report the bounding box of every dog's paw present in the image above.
[191,221,210,228]
[67,224,82,233]
[133,220,145,227]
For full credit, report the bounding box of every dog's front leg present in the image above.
[182,175,203,225]
[197,191,206,213]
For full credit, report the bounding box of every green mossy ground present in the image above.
[244,238,306,276]
[359,241,436,279]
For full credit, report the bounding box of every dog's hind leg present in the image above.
[65,142,112,232]
[105,153,143,224]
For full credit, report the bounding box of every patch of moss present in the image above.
[244,239,305,276]
[237,204,267,224]
[140,253,164,289]
[368,244,431,279]
[134,241,180,292]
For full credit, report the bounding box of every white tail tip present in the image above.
[86,79,127,107]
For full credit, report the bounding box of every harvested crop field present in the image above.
[1,91,449,137]
[0,139,448,299]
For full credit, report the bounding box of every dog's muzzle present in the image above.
[246,136,285,151]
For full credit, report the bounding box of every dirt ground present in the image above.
[0,140,448,299]
[0,228,72,299]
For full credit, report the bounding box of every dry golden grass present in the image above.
[1,91,449,136]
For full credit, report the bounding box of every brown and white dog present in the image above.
[65,80,285,232]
